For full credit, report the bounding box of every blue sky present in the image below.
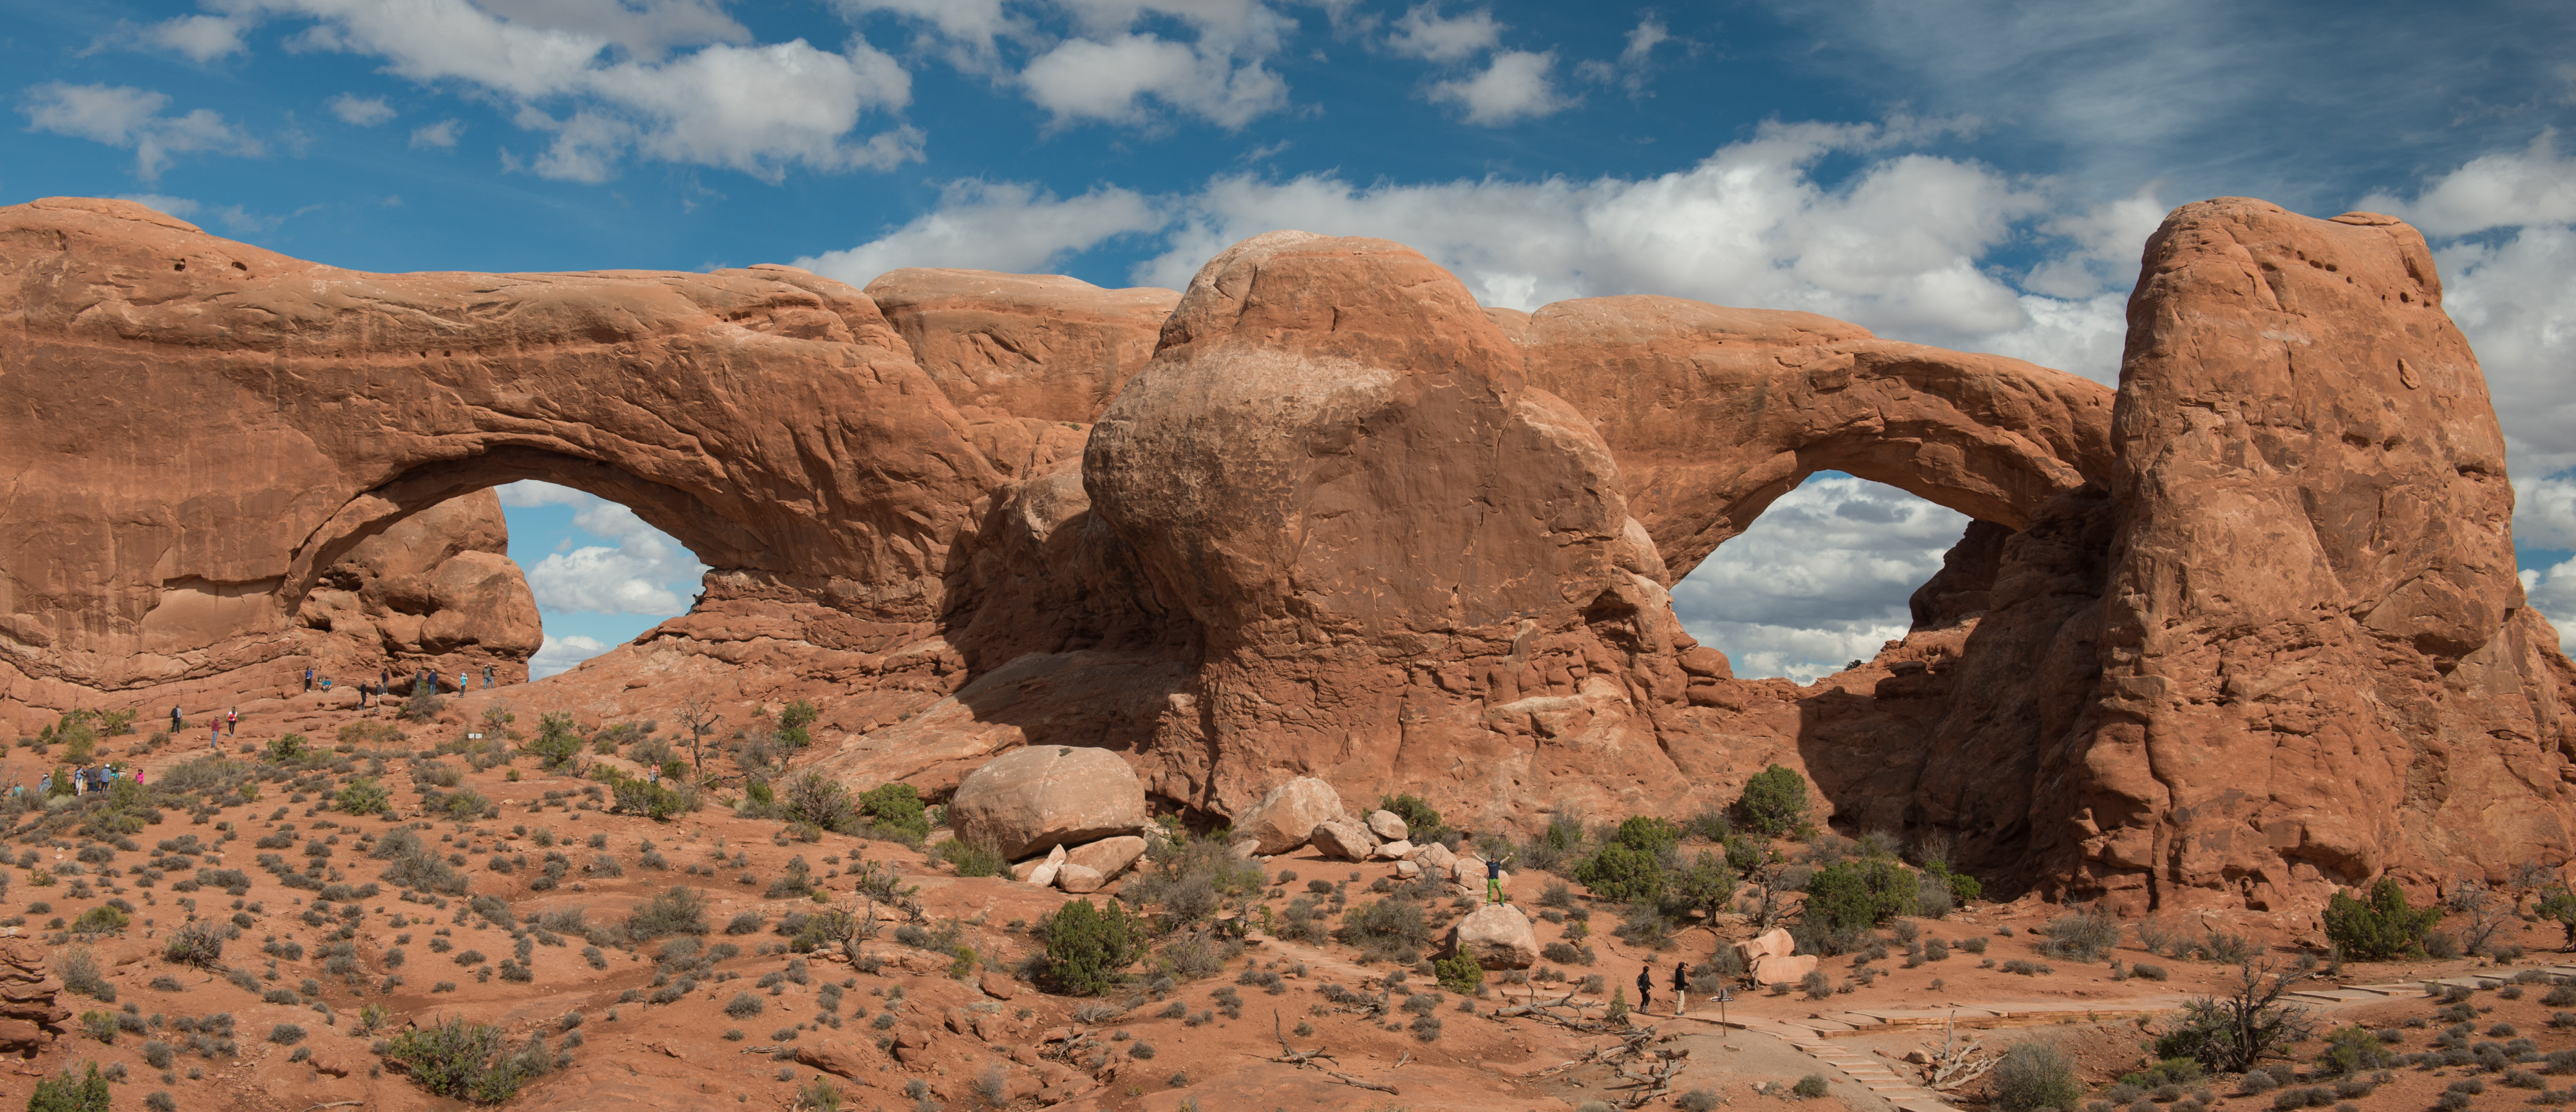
[8,0,2574,679]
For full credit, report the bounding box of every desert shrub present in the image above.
[1794,1074,1830,1099]
[399,676,445,724]
[56,950,113,1001]
[1991,1042,2081,1112]
[610,775,688,821]
[853,782,928,841]
[724,992,765,1019]
[163,919,226,967]
[25,1062,111,1112]
[2322,879,2440,961]
[334,776,390,815]
[522,712,583,769]
[1609,815,1682,857]
[1572,842,1665,903]
[1376,793,1452,845]
[2155,962,2321,1073]
[726,911,765,935]
[1801,857,1913,948]
[623,886,709,941]
[1338,897,1434,964]
[1120,831,1266,919]
[775,773,856,834]
[1434,952,1484,993]
[382,1015,553,1103]
[1036,899,1142,997]
[1734,764,1810,837]
[71,905,129,936]
[934,839,1007,878]
[2317,1026,2393,1076]
[268,1022,307,1045]
[2038,904,2121,963]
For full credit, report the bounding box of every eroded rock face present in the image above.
[866,269,1177,425]
[296,489,541,682]
[0,196,1003,726]
[949,745,1150,859]
[2067,200,2569,911]
[7,196,2572,917]
[0,940,67,1052]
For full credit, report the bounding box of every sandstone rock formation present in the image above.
[1311,818,1378,861]
[1752,954,1819,986]
[949,746,1148,859]
[1734,928,1794,969]
[1366,809,1408,841]
[1065,835,1146,881]
[296,488,542,684]
[1449,905,1539,969]
[0,940,66,1052]
[1229,776,1350,856]
[3,194,2570,916]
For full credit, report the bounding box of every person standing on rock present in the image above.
[1485,852,1513,906]
[303,667,313,693]
[483,665,494,690]
[211,720,222,749]
[1671,961,1690,1017]
[171,704,183,733]
[1634,966,1653,1013]
[226,707,238,736]
[458,669,468,693]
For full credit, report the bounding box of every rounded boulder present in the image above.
[1233,776,1349,855]
[1448,905,1539,969]
[948,745,1148,860]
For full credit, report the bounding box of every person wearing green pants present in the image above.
[1485,852,1515,905]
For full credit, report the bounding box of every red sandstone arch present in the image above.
[1499,294,2118,580]
[0,197,1001,689]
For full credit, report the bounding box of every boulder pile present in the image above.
[948,746,1158,893]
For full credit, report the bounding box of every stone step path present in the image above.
[1796,1039,1956,1110]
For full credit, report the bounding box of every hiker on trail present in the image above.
[303,667,314,692]
[71,767,84,796]
[211,721,222,748]
[483,665,494,690]
[1635,966,1653,1013]
[171,705,183,732]
[647,765,660,786]
[458,670,468,693]
[1486,852,1514,906]
[1672,961,1691,1017]
[134,767,143,787]
[381,668,390,691]
[226,707,238,735]
[36,773,49,797]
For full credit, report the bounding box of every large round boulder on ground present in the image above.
[1365,809,1408,841]
[1752,954,1818,986]
[1233,776,1349,855]
[948,745,1148,860]
[1448,905,1539,969]
[1309,818,1378,861]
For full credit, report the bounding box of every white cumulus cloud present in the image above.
[194,0,916,182]
[327,92,393,125]
[498,481,708,616]
[1427,49,1569,126]
[1669,475,1971,682]
[410,119,463,149]
[1385,2,1501,62]
[796,179,1164,284]
[20,82,263,180]
[529,633,613,678]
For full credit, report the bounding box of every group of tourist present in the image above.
[12,762,140,800]
[307,664,502,707]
